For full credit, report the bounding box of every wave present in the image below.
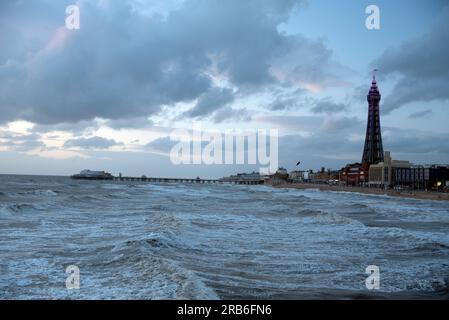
[93,235,219,299]
[414,241,449,253]
[312,211,365,226]
[17,189,59,197]
[105,192,132,199]
[120,236,173,251]
[297,209,322,217]
[35,189,59,196]
[150,204,170,212]
[0,203,39,216]
[110,231,190,254]
[65,195,104,202]
[2,175,449,299]
[404,276,449,293]
[348,203,370,209]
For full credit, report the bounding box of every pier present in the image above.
[112,176,264,185]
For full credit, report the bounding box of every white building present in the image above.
[368,151,410,187]
[289,170,305,182]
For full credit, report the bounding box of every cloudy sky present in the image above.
[0,0,448,178]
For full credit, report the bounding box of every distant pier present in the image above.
[112,176,264,185]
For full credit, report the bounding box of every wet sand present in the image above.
[274,183,449,202]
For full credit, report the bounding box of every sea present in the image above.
[1,175,448,299]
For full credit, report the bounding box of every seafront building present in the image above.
[309,168,339,184]
[220,171,266,183]
[368,151,410,188]
[394,165,449,190]
[364,151,449,190]
[340,163,367,186]
[276,168,288,175]
[289,170,305,182]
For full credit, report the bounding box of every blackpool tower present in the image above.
[362,71,384,166]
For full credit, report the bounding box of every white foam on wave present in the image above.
[41,189,58,196]
[312,211,366,227]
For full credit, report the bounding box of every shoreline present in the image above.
[273,183,449,202]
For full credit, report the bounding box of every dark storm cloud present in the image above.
[0,0,346,126]
[64,136,122,149]
[372,8,449,113]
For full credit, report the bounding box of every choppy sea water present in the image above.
[0,175,448,300]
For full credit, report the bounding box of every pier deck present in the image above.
[112,176,264,185]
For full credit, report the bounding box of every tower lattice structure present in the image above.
[362,72,384,166]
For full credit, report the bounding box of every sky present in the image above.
[0,0,448,178]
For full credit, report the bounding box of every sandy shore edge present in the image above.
[273,183,449,202]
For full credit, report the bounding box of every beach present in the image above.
[274,183,449,202]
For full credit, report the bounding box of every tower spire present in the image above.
[362,72,384,166]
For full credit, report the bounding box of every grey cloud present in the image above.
[145,137,177,154]
[0,0,348,127]
[31,120,100,135]
[278,133,363,170]
[0,1,63,66]
[383,127,449,155]
[321,117,363,133]
[278,126,449,171]
[0,132,46,152]
[372,8,449,113]
[351,84,368,104]
[212,107,252,123]
[105,117,154,130]
[268,97,298,111]
[64,136,122,149]
[258,115,363,133]
[271,35,357,88]
[311,98,347,114]
[145,136,211,155]
[409,109,433,119]
[266,89,306,111]
[257,115,322,132]
[184,87,235,118]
